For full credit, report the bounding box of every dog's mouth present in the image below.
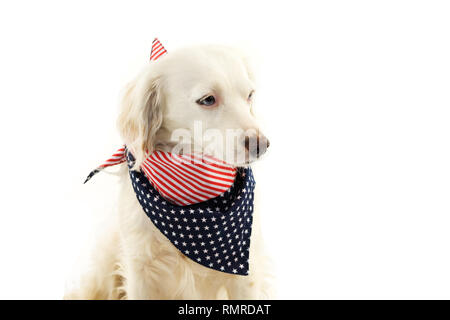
[160,134,270,167]
[231,150,270,168]
[224,140,271,168]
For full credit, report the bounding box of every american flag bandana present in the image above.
[85,148,254,275]
[126,151,254,275]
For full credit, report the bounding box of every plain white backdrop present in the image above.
[0,0,449,299]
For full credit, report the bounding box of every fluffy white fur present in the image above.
[65,45,273,299]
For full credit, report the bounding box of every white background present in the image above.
[0,0,449,299]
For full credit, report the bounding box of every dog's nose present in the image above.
[244,135,270,157]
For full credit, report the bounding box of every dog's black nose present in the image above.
[244,135,270,157]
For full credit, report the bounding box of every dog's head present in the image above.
[117,44,269,168]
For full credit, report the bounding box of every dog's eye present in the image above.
[196,95,216,107]
[248,91,254,101]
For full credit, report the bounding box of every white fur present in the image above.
[65,45,273,299]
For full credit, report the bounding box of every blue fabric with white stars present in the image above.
[126,151,255,276]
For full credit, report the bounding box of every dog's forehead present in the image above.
[161,45,251,89]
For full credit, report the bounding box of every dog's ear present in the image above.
[240,53,257,116]
[117,69,163,170]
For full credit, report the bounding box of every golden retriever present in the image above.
[66,44,273,299]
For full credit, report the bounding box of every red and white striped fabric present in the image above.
[99,146,127,168]
[83,146,128,184]
[150,38,167,61]
[141,151,236,206]
[85,148,237,206]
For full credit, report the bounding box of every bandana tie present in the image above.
[149,38,168,61]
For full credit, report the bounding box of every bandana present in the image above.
[126,151,254,275]
[85,148,255,275]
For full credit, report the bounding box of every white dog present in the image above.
[66,44,273,299]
